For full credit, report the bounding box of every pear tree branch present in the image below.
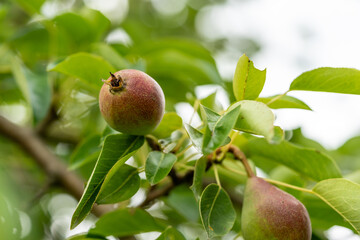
[0,115,112,217]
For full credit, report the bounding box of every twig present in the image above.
[140,169,194,208]
[139,183,174,208]
[145,135,162,151]
[0,115,112,217]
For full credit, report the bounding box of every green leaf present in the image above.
[91,43,129,70]
[345,170,360,185]
[66,234,106,240]
[271,126,285,144]
[199,105,221,131]
[190,157,207,201]
[0,196,21,240]
[14,0,46,14]
[302,195,353,230]
[0,45,13,73]
[257,95,311,110]
[202,103,241,154]
[69,134,101,170]
[247,138,342,181]
[156,226,186,240]
[233,54,266,101]
[135,38,216,64]
[167,185,199,222]
[89,208,164,236]
[233,100,275,141]
[269,166,305,199]
[337,135,360,156]
[145,151,177,184]
[10,24,49,65]
[11,57,51,124]
[80,9,111,42]
[290,67,360,94]
[199,184,236,238]
[22,67,51,124]
[200,91,222,112]
[49,52,115,90]
[289,128,327,151]
[313,178,360,234]
[184,124,204,152]
[71,134,144,229]
[142,43,222,103]
[97,164,140,204]
[53,13,92,44]
[152,112,183,139]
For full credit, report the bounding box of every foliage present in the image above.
[1,0,360,239]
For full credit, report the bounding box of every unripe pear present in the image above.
[99,69,165,135]
[241,176,311,240]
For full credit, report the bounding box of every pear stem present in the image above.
[228,145,255,178]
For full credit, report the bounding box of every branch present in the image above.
[139,183,174,208]
[0,115,112,217]
[140,169,194,208]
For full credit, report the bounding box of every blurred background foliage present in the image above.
[0,0,242,238]
[1,0,360,239]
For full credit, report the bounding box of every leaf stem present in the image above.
[175,162,195,171]
[216,131,239,161]
[181,152,201,163]
[172,129,187,153]
[221,164,246,176]
[175,143,194,158]
[213,165,222,187]
[221,165,313,194]
[263,178,313,194]
[266,90,290,106]
[189,99,200,125]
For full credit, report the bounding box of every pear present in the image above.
[241,176,311,240]
[99,70,165,135]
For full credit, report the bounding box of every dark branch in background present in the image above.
[140,163,194,208]
[35,103,59,136]
[145,136,162,151]
[0,115,112,217]
[139,183,174,208]
[35,102,79,145]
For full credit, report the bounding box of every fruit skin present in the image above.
[241,176,311,240]
[99,69,165,135]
